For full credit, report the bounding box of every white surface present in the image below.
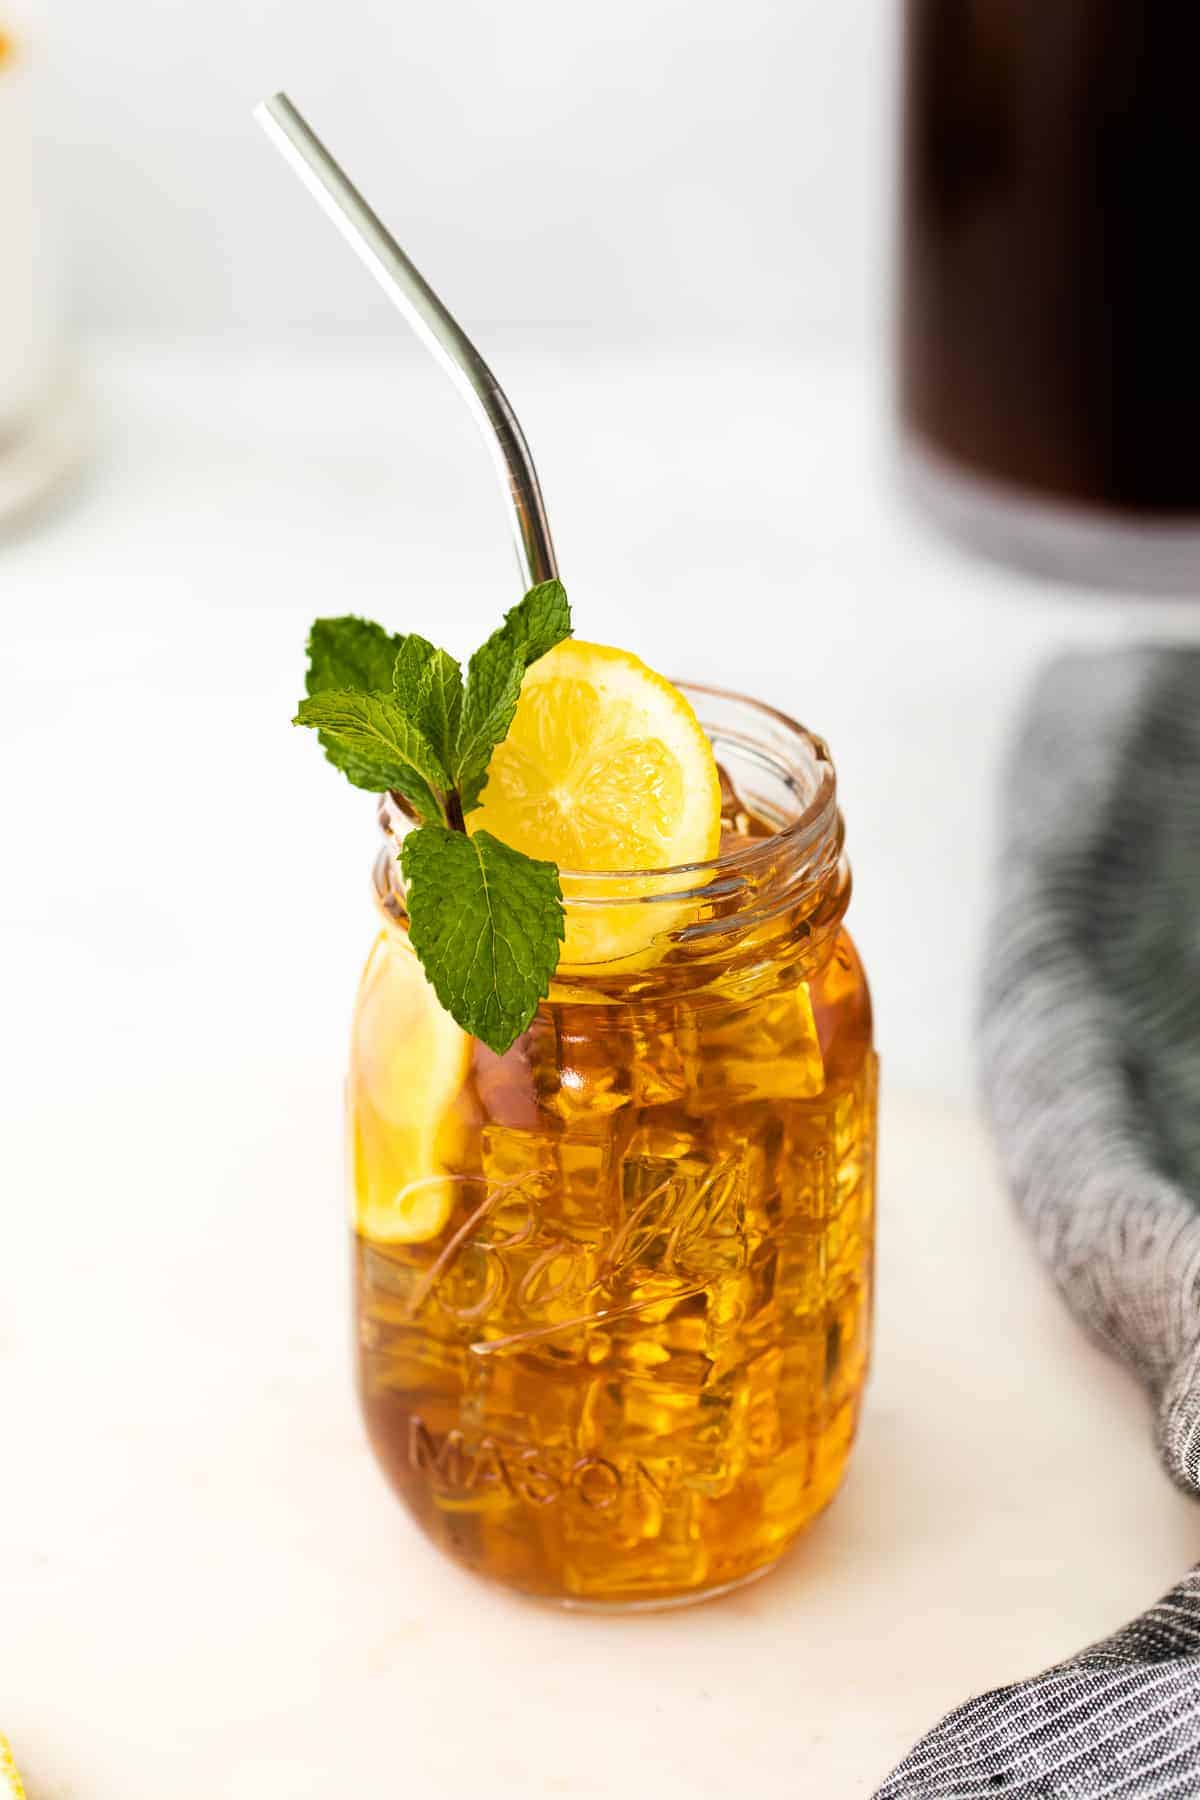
[3,1085,1199,1800]
[37,0,894,343]
[3,341,1200,1796]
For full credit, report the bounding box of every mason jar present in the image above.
[350,687,877,1607]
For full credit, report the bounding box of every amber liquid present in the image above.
[353,799,876,1606]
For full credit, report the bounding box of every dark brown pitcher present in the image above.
[899,2,1200,578]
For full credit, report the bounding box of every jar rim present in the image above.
[376,683,841,913]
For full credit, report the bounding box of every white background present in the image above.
[34,0,893,344]
[5,7,1200,1798]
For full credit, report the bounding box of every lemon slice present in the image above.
[472,640,722,966]
[0,1738,26,1800]
[349,932,471,1244]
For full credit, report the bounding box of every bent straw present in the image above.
[254,92,558,588]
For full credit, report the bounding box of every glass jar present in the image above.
[350,687,877,1607]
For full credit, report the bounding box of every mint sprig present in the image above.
[293,580,572,1053]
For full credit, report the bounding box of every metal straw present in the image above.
[253,92,558,588]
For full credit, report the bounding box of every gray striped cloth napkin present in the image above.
[876,647,1200,1799]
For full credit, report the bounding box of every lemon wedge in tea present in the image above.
[349,932,471,1244]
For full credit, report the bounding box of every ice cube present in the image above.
[556,1132,624,1239]
[616,1119,749,1287]
[692,978,825,1109]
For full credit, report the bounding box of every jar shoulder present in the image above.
[809,927,874,1085]
[352,922,874,1118]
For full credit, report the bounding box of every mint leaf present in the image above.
[392,634,463,773]
[491,578,572,667]
[294,691,445,821]
[454,661,522,813]
[306,616,406,790]
[417,651,465,774]
[307,616,404,694]
[401,824,564,1054]
[455,580,571,811]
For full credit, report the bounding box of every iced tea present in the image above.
[352,690,876,1605]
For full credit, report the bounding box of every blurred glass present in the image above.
[0,4,84,526]
[898,3,1200,587]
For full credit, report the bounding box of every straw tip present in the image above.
[252,91,292,129]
